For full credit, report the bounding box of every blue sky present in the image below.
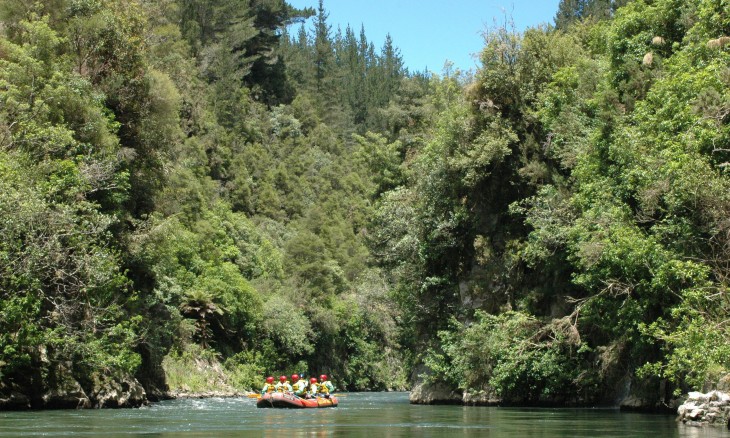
[286,0,562,73]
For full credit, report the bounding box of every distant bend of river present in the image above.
[2,392,730,437]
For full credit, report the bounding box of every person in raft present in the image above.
[261,376,276,395]
[275,375,292,393]
[307,377,318,398]
[291,374,308,398]
[318,374,335,398]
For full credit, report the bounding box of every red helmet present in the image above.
[266,376,274,384]
[291,374,299,382]
[279,375,287,382]
[310,377,317,383]
[320,374,328,381]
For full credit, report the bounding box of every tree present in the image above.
[180,289,224,348]
[555,0,628,29]
[313,0,333,91]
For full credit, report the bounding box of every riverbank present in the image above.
[408,381,678,412]
[409,380,730,430]
[0,350,256,410]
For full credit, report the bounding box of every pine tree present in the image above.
[554,0,627,29]
[313,0,333,91]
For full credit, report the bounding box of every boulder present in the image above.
[618,376,678,413]
[409,381,462,405]
[88,374,147,408]
[718,376,730,393]
[42,379,91,409]
[677,390,730,428]
[43,362,91,409]
[463,388,501,406]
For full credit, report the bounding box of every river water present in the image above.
[1,392,729,437]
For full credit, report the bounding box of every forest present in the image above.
[0,0,728,409]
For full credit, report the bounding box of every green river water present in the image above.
[1,392,729,437]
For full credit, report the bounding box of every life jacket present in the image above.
[317,382,330,394]
[275,381,291,392]
[292,380,307,395]
[261,383,275,394]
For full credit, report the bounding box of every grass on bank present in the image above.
[162,341,263,394]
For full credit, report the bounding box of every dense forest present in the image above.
[0,0,728,409]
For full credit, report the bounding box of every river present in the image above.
[1,392,729,437]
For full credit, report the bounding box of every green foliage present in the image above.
[424,311,589,401]
[373,0,730,403]
[353,132,402,195]
[223,350,267,390]
[162,343,238,393]
[638,310,730,395]
[261,295,314,358]
[0,12,140,390]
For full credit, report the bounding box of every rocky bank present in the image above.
[0,373,148,410]
[677,391,730,429]
[409,374,679,411]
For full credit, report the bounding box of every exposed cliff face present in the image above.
[617,375,679,414]
[409,381,463,405]
[0,367,148,410]
[0,335,170,410]
[409,370,680,411]
[85,374,147,408]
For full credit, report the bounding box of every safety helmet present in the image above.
[266,376,274,384]
[310,377,317,383]
[292,374,299,382]
[279,375,287,382]
[320,374,328,381]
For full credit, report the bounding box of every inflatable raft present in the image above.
[256,392,338,409]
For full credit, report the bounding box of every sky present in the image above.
[286,0,562,73]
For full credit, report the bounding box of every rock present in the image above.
[689,408,705,420]
[42,381,91,409]
[88,374,147,408]
[620,395,646,409]
[463,389,501,406]
[717,375,730,392]
[677,390,730,427]
[409,381,463,405]
[43,364,91,409]
[0,391,31,410]
[617,375,678,413]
